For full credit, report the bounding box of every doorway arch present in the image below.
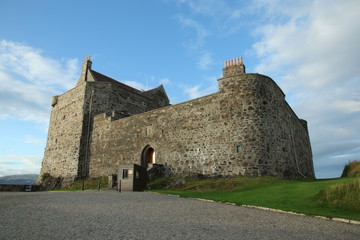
[141,145,156,168]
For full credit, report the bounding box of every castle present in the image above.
[38,56,314,187]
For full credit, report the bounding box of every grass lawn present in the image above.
[148,176,360,220]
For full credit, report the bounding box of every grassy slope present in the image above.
[149,177,360,220]
[341,160,360,177]
[317,179,360,211]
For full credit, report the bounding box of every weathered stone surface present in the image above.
[38,57,314,185]
[147,164,174,181]
[38,57,169,183]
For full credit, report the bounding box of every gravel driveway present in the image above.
[0,191,359,240]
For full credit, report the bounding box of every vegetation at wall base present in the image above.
[147,176,360,221]
[59,177,109,191]
[341,160,360,177]
[44,176,109,191]
[39,173,62,191]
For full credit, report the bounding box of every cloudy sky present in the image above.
[0,0,359,178]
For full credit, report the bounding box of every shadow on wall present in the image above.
[147,164,174,181]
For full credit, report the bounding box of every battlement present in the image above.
[222,57,246,77]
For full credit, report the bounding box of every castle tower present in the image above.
[39,66,89,185]
[217,57,314,177]
[38,57,170,185]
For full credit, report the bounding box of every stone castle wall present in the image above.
[218,73,313,176]
[39,57,314,185]
[88,73,314,178]
[77,81,169,177]
[39,58,170,184]
[39,84,86,182]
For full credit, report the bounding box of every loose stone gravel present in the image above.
[0,191,359,240]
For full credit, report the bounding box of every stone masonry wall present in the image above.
[39,84,86,183]
[88,73,314,178]
[218,73,313,177]
[77,81,169,177]
[39,58,314,185]
[40,69,170,183]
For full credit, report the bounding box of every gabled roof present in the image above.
[89,70,168,100]
[90,70,143,95]
[142,85,170,102]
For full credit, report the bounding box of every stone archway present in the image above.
[141,145,155,169]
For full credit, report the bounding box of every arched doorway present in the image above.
[141,145,155,168]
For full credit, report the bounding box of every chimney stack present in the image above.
[222,57,245,77]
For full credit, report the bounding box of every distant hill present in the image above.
[0,174,38,185]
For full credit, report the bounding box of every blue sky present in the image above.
[1,0,359,178]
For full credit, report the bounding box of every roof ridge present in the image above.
[89,70,165,99]
[90,70,142,94]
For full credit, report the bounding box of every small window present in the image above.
[236,146,242,153]
[122,169,129,179]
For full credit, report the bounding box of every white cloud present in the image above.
[0,40,79,123]
[123,77,171,91]
[251,0,360,178]
[175,0,246,34]
[25,136,44,145]
[0,40,79,89]
[175,15,209,49]
[334,100,360,114]
[178,0,221,16]
[183,85,202,99]
[159,78,171,85]
[0,154,42,177]
[182,77,217,99]
[197,52,213,70]
[0,71,51,122]
[122,80,150,91]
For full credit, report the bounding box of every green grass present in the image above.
[341,160,360,177]
[148,176,360,220]
[316,179,360,211]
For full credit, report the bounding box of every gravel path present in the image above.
[0,191,359,240]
